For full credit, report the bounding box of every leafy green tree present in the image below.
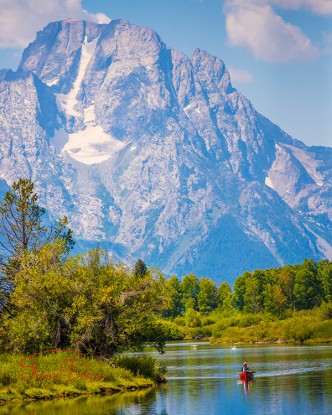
[293,259,323,310]
[318,260,332,302]
[243,271,265,314]
[217,282,233,311]
[180,273,200,311]
[279,266,295,308]
[1,246,169,356]
[163,275,183,317]
[0,178,73,314]
[233,273,248,310]
[197,278,218,313]
[263,284,287,316]
[133,258,148,278]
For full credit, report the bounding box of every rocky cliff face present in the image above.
[0,19,331,282]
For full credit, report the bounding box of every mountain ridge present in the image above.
[0,18,331,283]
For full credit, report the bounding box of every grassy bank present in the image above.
[170,305,332,345]
[0,351,165,404]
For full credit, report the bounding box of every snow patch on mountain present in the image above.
[54,125,125,164]
[56,36,98,118]
[265,177,274,190]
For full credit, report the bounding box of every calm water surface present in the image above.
[1,342,331,415]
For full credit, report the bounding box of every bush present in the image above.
[237,314,263,328]
[319,302,332,320]
[185,308,202,328]
[311,320,332,341]
[283,317,315,342]
[201,316,217,326]
[173,316,186,326]
[159,320,184,340]
[189,326,212,339]
[113,355,167,383]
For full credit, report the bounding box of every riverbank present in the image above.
[0,352,162,405]
[172,307,332,345]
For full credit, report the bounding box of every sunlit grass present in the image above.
[211,308,332,344]
[0,351,158,404]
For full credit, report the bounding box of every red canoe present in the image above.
[239,371,254,381]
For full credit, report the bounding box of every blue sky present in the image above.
[0,0,331,148]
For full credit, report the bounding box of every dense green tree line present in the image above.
[163,259,332,320]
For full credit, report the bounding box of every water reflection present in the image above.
[1,343,331,415]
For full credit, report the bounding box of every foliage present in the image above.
[133,259,148,278]
[163,275,183,317]
[113,354,167,382]
[180,273,200,311]
[197,278,218,313]
[185,308,201,328]
[210,307,332,344]
[232,259,331,315]
[217,282,233,311]
[0,178,73,315]
[0,245,170,356]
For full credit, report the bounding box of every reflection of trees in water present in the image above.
[2,388,158,415]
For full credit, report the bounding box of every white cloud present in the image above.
[0,0,110,48]
[270,0,332,16]
[224,1,319,62]
[225,0,332,16]
[228,67,253,83]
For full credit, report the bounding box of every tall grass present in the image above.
[0,350,157,403]
[211,307,332,344]
[113,355,167,383]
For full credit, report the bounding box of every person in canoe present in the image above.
[239,361,254,381]
[242,362,250,372]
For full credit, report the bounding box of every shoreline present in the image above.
[0,379,155,405]
[0,351,162,406]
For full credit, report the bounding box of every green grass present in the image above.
[0,350,162,404]
[211,308,332,344]
[168,304,332,345]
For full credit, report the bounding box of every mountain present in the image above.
[0,18,331,283]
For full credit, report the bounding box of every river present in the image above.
[1,342,331,415]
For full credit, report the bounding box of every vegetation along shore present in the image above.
[0,179,331,404]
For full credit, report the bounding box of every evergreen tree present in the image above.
[0,178,74,313]
[133,259,148,278]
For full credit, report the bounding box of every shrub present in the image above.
[159,320,184,340]
[201,316,217,326]
[173,316,186,326]
[113,355,166,383]
[237,314,263,328]
[319,302,332,320]
[189,326,213,339]
[185,308,202,328]
[283,317,315,342]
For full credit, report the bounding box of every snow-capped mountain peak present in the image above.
[0,18,331,282]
